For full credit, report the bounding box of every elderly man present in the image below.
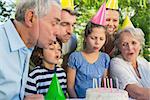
[57,8,77,71]
[0,0,61,100]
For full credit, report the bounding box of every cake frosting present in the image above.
[86,88,128,100]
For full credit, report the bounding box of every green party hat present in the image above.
[44,73,66,100]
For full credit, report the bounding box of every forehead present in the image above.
[61,10,76,21]
[106,10,119,18]
[47,5,61,21]
[120,32,138,42]
[90,27,106,36]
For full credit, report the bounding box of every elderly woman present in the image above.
[110,27,150,100]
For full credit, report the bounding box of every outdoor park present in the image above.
[0,0,149,61]
[0,0,150,100]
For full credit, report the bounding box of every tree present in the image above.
[74,0,150,61]
[0,0,15,23]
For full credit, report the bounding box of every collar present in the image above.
[4,19,27,52]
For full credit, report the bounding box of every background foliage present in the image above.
[0,0,149,61]
[74,0,150,61]
[0,0,15,22]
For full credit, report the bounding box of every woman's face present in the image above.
[43,41,61,64]
[119,32,141,62]
[85,27,106,52]
[106,10,119,35]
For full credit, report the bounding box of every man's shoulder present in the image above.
[69,34,77,43]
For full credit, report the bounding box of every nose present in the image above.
[67,25,73,35]
[108,20,113,26]
[95,39,100,45]
[55,50,61,57]
[54,24,61,38]
[127,43,134,51]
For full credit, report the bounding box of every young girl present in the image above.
[25,40,67,96]
[67,22,110,98]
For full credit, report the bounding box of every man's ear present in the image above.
[24,9,35,27]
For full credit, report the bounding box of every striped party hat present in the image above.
[91,2,106,26]
[106,0,118,10]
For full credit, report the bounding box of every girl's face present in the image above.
[85,27,106,52]
[43,41,61,64]
[119,32,141,62]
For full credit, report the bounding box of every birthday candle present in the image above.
[93,78,95,88]
[99,77,101,88]
[104,78,106,88]
[110,78,113,92]
[110,78,113,88]
[107,78,110,88]
[95,78,98,88]
[116,77,119,90]
[93,78,98,88]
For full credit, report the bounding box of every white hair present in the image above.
[15,0,61,22]
[114,27,145,54]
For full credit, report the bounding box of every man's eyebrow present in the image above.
[55,18,61,22]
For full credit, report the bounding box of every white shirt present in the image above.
[62,34,77,55]
[110,55,150,89]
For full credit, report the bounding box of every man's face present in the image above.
[106,10,119,35]
[37,5,61,49]
[58,10,76,43]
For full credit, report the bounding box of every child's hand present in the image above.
[24,94,44,100]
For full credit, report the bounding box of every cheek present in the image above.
[87,39,94,45]
[135,46,141,53]
[60,27,67,35]
[114,22,119,27]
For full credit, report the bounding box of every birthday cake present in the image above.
[86,88,128,100]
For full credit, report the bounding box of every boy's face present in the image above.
[106,10,119,35]
[43,41,61,64]
[58,10,76,43]
[85,27,106,52]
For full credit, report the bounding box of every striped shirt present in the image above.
[25,66,67,96]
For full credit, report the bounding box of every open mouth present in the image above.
[93,47,99,50]
[128,52,134,56]
[55,55,60,59]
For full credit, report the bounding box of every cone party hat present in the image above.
[91,2,106,26]
[44,73,65,100]
[61,0,74,10]
[121,15,134,30]
[106,0,118,10]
